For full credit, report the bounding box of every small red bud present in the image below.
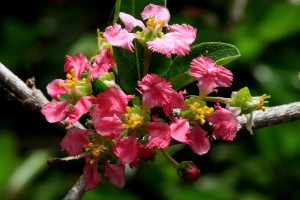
[177,161,200,181]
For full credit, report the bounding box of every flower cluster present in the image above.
[42,4,270,190]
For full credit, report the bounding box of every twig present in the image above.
[63,175,86,200]
[1,62,300,199]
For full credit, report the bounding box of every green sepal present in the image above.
[166,42,241,90]
[92,78,108,95]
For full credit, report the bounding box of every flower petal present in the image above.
[68,96,95,124]
[145,121,171,149]
[104,24,139,52]
[141,4,170,24]
[206,103,238,141]
[170,118,191,144]
[104,162,125,188]
[90,48,114,78]
[189,124,210,155]
[46,79,67,100]
[119,12,145,31]
[83,158,102,190]
[64,53,90,79]
[41,101,70,123]
[60,127,90,156]
[113,134,142,164]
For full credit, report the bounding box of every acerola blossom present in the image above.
[61,127,126,189]
[90,87,134,139]
[41,49,114,124]
[189,55,233,97]
[206,103,238,141]
[105,4,196,57]
[137,73,185,115]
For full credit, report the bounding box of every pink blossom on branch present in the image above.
[189,55,233,97]
[137,73,185,115]
[206,103,238,141]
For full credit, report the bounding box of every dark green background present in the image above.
[1,0,300,199]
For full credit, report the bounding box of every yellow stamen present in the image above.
[123,106,143,129]
[190,104,214,124]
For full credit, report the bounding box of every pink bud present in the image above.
[177,161,200,181]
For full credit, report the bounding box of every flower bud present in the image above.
[229,87,270,115]
[177,161,200,181]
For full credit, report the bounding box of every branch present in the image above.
[237,101,300,132]
[1,62,300,199]
[63,175,86,200]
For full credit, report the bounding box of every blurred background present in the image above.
[1,0,300,199]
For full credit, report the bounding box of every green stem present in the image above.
[204,96,231,104]
[143,47,151,76]
[160,149,179,168]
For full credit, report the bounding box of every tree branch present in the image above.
[1,62,300,199]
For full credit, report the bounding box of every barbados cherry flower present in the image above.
[189,55,233,100]
[41,48,114,125]
[60,127,125,189]
[103,4,197,57]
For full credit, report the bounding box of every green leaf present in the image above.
[114,47,139,94]
[166,42,241,90]
[149,52,172,77]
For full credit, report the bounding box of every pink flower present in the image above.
[141,3,170,23]
[61,127,126,189]
[103,24,139,52]
[41,49,114,124]
[147,24,197,57]
[137,74,185,115]
[90,87,134,139]
[188,124,211,155]
[189,55,233,96]
[106,4,196,57]
[206,103,238,141]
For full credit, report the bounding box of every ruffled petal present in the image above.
[90,48,114,78]
[104,24,139,52]
[206,103,238,141]
[64,53,90,79]
[145,121,171,149]
[60,127,90,156]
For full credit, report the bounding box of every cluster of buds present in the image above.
[41,4,270,189]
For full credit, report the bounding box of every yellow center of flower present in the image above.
[58,69,78,89]
[85,143,106,165]
[123,106,143,129]
[190,102,214,124]
[146,15,165,30]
